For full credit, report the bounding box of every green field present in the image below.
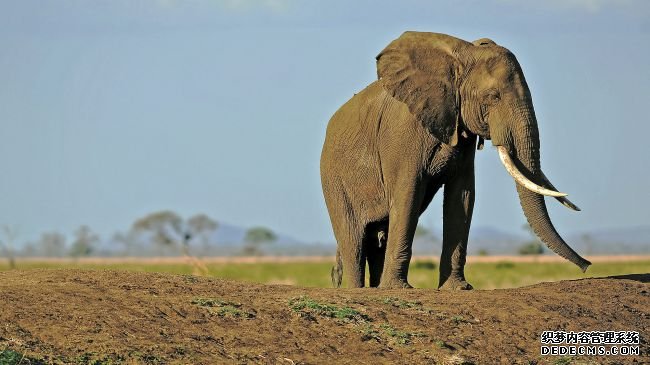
[1,259,647,289]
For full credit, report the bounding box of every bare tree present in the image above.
[69,225,99,258]
[39,232,66,257]
[111,230,139,256]
[0,226,18,269]
[581,233,594,255]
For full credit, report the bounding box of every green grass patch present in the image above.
[495,261,515,269]
[191,297,255,318]
[0,349,46,365]
[412,260,437,270]
[288,296,369,323]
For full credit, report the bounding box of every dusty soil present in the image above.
[0,269,647,364]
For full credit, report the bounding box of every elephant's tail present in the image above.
[331,248,343,288]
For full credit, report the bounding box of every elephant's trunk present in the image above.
[498,107,591,272]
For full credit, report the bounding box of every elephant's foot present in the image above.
[378,278,413,289]
[439,276,473,291]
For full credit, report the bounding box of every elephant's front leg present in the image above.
[379,185,426,289]
[439,150,475,290]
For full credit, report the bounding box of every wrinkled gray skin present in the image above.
[320,32,590,289]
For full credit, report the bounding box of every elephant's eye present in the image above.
[482,89,501,105]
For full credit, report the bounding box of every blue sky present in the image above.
[0,0,648,244]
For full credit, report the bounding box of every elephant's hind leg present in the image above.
[333,210,366,288]
[325,190,366,288]
[339,228,365,288]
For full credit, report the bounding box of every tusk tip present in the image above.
[559,198,581,211]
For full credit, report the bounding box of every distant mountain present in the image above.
[410,225,528,255]
[412,225,649,255]
[566,226,650,254]
[62,223,650,257]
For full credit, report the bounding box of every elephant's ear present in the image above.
[376,32,463,146]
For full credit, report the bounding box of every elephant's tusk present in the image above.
[539,171,581,211]
[497,146,568,197]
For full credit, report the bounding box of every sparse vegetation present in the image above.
[191,297,255,318]
[73,351,126,365]
[434,339,449,349]
[381,297,423,310]
[360,324,382,342]
[450,315,471,325]
[554,356,573,365]
[288,296,368,323]
[360,323,426,346]
[0,349,46,365]
[379,323,425,345]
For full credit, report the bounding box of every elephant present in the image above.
[320,32,590,289]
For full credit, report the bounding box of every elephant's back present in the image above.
[323,81,386,138]
[320,82,393,220]
[321,81,386,169]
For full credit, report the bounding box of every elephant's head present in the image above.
[376,32,590,271]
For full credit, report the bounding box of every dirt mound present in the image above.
[0,269,647,364]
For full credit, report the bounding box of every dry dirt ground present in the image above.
[0,269,647,364]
